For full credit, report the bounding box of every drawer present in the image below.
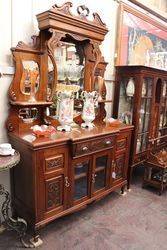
[73,135,115,157]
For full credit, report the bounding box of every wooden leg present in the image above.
[121,186,125,194]
[30,229,43,247]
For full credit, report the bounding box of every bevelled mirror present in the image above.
[20,60,40,101]
[48,39,86,119]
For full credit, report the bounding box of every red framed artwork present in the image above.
[116,3,167,70]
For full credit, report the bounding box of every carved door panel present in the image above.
[45,175,64,211]
[111,153,126,185]
[91,150,112,196]
[37,146,69,220]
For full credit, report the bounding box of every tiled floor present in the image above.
[0,168,167,250]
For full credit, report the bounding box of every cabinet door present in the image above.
[111,152,126,184]
[158,80,167,146]
[91,150,112,196]
[37,146,69,220]
[136,77,153,155]
[72,156,91,205]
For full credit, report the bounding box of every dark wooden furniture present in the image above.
[143,148,167,195]
[113,66,167,188]
[6,2,133,241]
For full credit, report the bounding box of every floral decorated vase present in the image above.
[81,91,98,129]
[56,91,74,132]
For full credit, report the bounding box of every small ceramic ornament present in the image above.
[81,91,98,129]
[126,78,135,97]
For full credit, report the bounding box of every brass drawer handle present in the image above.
[65,177,70,187]
[105,140,112,145]
[82,146,88,152]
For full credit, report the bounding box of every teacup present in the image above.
[0,143,13,154]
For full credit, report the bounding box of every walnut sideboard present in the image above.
[9,123,133,236]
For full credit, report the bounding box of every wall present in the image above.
[0,0,166,214]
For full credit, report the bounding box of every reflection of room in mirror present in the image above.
[21,61,40,98]
[54,42,84,87]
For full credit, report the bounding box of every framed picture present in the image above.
[116,3,167,70]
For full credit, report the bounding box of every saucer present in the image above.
[0,149,15,156]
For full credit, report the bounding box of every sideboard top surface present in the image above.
[9,123,133,150]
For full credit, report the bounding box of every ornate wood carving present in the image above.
[116,155,125,179]
[6,122,14,132]
[45,155,64,171]
[93,13,106,27]
[77,5,90,19]
[51,2,107,27]
[116,139,127,151]
[12,35,41,53]
[51,2,73,15]
[46,177,63,210]
[47,29,66,101]
[9,90,17,101]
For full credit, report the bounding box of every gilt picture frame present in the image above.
[116,3,167,70]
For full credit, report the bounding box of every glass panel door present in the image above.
[158,80,167,144]
[73,160,90,201]
[136,77,153,154]
[92,152,110,194]
[118,77,134,124]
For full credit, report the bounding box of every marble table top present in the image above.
[0,151,20,172]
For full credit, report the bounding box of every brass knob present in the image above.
[105,140,111,145]
[82,146,88,152]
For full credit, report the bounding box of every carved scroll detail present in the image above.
[9,90,17,101]
[77,5,90,19]
[7,122,14,132]
[47,29,66,101]
[15,35,40,52]
[93,13,106,27]
[50,2,106,27]
[51,2,73,15]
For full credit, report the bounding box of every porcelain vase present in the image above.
[56,91,74,132]
[81,91,98,129]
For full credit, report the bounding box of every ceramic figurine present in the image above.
[81,91,98,129]
[126,78,135,97]
[56,91,74,132]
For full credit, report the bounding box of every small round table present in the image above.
[0,151,28,247]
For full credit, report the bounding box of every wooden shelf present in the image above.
[10,101,53,106]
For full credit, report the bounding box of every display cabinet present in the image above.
[7,2,133,242]
[113,66,167,187]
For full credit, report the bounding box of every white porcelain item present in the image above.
[81,91,98,129]
[56,91,74,132]
[126,78,135,97]
[0,143,15,156]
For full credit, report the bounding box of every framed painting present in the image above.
[116,3,167,70]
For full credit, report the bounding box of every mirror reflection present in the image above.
[20,60,40,96]
[55,42,84,90]
[19,107,38,123]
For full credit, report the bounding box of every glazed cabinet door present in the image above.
[36,146,69,221]
[72,156,92,205]
[91,150,112,196]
